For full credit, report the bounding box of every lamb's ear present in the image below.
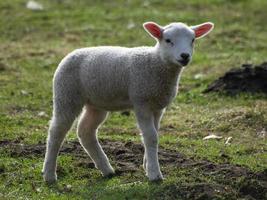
[191,22,214,39]
[143,22,163,40]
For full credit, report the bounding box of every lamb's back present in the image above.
[74,46,154,110]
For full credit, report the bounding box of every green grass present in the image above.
[1,0,267,199]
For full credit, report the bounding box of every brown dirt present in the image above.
[204,62,267,95]
[0,139,266,200]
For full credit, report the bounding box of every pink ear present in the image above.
[192,22,214,39]
[143,22,162,39]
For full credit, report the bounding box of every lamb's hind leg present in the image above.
[77,105,114,176]
[43,108,80,183]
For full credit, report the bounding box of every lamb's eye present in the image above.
[192,38,195,44]
[165,39,172,43]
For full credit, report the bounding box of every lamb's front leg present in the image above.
[143,109,165,173]
[134,107,163,181]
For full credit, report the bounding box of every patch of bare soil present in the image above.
[1,139,266,200]
[204,62,267,95]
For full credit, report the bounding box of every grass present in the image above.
[0,0,267,199]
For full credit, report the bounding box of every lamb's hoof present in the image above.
[149,176,164,183]
[148,171,163,182]
[102,168,116,178]
[104,172,116,179]
[149,176,164,182]
[43,172,57,184]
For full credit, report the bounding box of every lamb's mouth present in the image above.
[177,59,190,66]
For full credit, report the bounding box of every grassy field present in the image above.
[0,0,267,199]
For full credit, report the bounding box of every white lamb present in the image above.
[42,21,214,183]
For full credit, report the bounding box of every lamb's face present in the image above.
[160,23,195,67]
[143,21,214,67]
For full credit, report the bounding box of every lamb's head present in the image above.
[143,21,214,67]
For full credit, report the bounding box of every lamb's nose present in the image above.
[181,53,190,60]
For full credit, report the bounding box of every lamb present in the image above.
[42,21,214,183]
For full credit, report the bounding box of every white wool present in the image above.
[43,21,214,183]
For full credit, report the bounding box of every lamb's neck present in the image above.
[143,45,183,95]
[151,44,184,80]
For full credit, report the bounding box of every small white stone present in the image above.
[38,111,48,117]
[194,73,204,79]
[143,1,150,7]
[203,134,223,140]
[225,137,233,145]
[127,21,136,30]
[26,1,43,11]
[20,90,29,95]
[257,128,266,138]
